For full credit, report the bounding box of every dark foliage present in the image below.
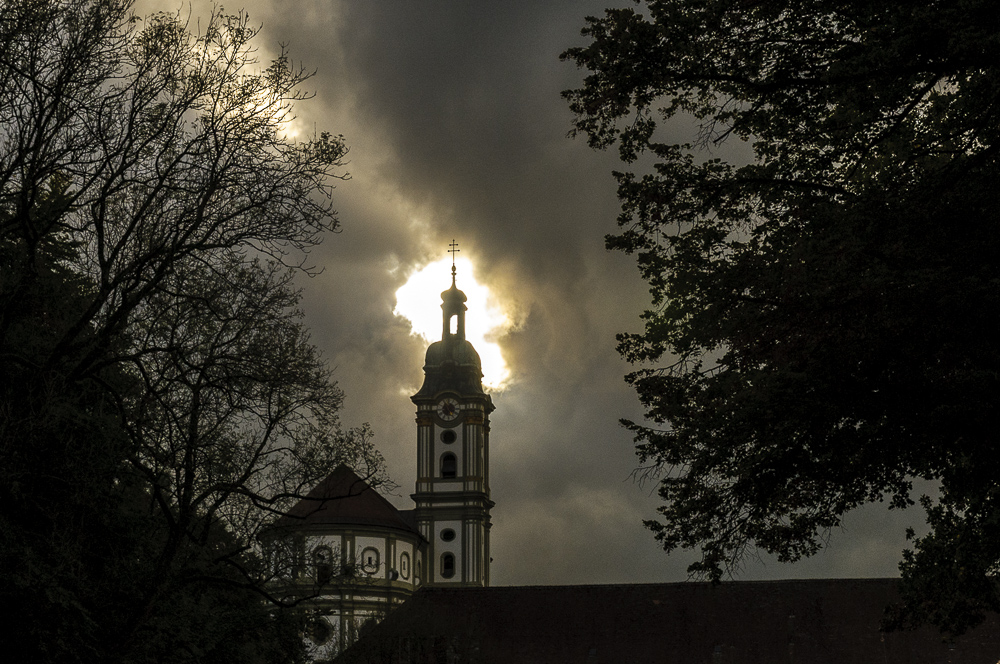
[0,1,380,661]
[564,0,1000,635]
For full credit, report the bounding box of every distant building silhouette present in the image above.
[335,580,1000,664]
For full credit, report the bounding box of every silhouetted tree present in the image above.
[564,0,1000,635]
[0,1,381,661]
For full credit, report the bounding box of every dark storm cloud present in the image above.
[244,0,699,585]
[140,0,924,584]
[298,1,630,272]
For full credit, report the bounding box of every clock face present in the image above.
[436,397,460,422]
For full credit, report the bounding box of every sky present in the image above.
[140,0,925,585]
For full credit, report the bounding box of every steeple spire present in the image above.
[448,239,460,279]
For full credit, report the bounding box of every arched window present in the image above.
[441,453,457,479]
[441,552,455,579]
[313,546,333,585]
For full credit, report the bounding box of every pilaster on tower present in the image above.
[411,251,494,587]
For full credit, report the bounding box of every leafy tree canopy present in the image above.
[564,0,1000,635]
[1,1,381,661]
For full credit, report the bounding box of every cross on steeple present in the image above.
[448,240,460,281]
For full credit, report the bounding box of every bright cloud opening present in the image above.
[394,256,512,390]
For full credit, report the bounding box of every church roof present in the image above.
[413,337,487,399]
[273,465,421,536]
[334,579,1000,664]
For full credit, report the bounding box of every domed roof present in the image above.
[414,338,485,399]
[424,337,481,368]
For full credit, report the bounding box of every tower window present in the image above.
[441,430,457,444]
[440,528,456,542]
[441,553,455,579]
[441,453,457,479]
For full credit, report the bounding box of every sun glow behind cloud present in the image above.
[394,257,512,390]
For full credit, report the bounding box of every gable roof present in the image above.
[335,579,1000,664]
[274,465,420,536]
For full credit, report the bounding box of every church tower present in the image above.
[411,254,494,587]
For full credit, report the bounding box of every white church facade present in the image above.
[265,263,494,659]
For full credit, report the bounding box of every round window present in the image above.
[310,617,333,645]
[441,430,457,444]
[440,528,456,542]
